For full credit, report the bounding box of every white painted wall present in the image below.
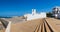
[24,9,46,20]
[24,12,46,20]
[5,21,11,32]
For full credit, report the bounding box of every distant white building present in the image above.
[52,6,60,18]
[24,9,46,20]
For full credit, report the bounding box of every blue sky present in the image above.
[0,0,60,16]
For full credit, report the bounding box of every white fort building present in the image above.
[24,9,46,20]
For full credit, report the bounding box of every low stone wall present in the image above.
[0,18,11,32]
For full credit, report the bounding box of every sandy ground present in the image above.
[0,29,5,32]
[46,18,60,32]
[5,17,25,24]
[11,19,43,32]
[0,17,60,32]
[10,18,60,32]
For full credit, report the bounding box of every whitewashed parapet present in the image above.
[0,18,11,32]
[5,21,11,32]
